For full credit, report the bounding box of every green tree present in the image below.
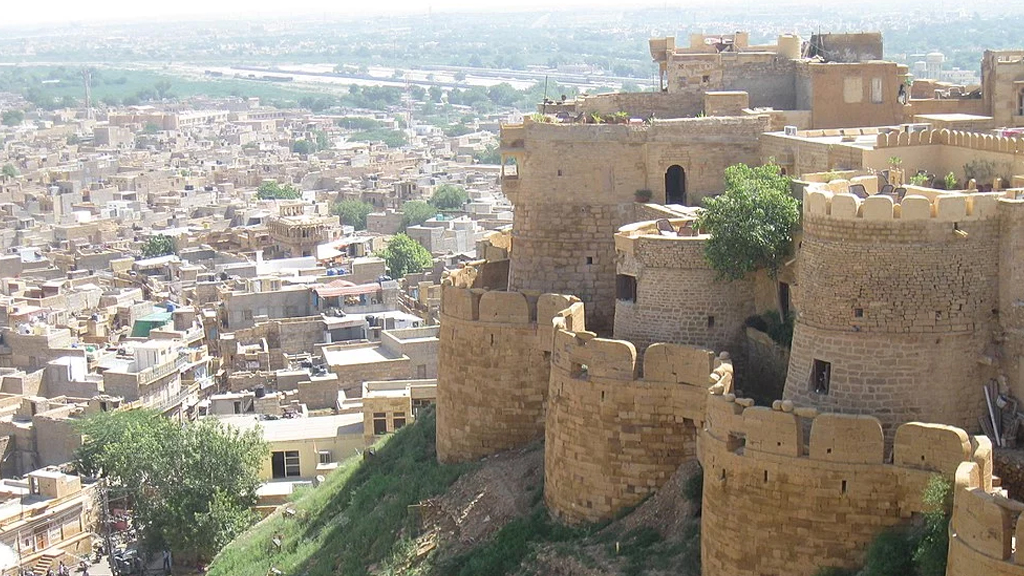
[314,130,330,151]
[378,233,433,278]
[2,110,24,126]
[912,475,952,576]
[292,139,313,154]
[75,410,266,564]
[430,184,469,210]
[141,234,176,258]
[473,144,501,165]
[401,200,437,230]
[154,79,173,99]
[332,199,375,230]
[1,164,17,178]
[694,162,799,281]
[143,122,160,135]
[257,181,301,200]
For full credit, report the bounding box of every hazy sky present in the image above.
[3,0,662,26]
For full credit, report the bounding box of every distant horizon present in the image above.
[1,0,1015,29]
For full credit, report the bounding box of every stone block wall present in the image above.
[545,329,730,524]
[435,285,584,463]
[503,117,767,331]
[783,190,1001,438]
[701,392,980,576]
[613,219,755,357]
[946,458,1024,576]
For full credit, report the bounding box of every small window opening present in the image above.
[702,75,710,83]
[557,169,563,176]
[707,315,715,328]
[763,470,769,483]
[812,359,831,395]
[854,308,863,318]
[585,256,593,265]
[841,480,848,494]
[616,274,637,303]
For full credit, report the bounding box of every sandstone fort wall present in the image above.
[946,458,1024,576]
[701,392,983,576]
[613,219,755,356]
[503,117,767,330]
[435,285,583,463]
[783,190,1000,437]
[544,327,731,523]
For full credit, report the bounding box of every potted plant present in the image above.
[634,188,653,203]
[590,112,604,124]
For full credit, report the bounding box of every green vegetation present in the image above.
[429,184,469,211]
[208,409,473,576]
[1,109,24,126]
[75,409,266,564]
[257,181,301,200]
[695,162,800,281]
[401,200,438,230]
[141,234,176,258]
[910,173,930,186]
[332,199,375,230]
[744,310,795,349]
[291,139,314,155]
[843,474,952,576]
[378,233,433,278]
[473,144,501,165]
[349,129,408,148]
[438,507,585,576]
[813,568,857,576]
[336,117,383,130]
[944,172,958,190]
[1,164,17,178]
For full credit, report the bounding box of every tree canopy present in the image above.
[2,110,24,126]
[429,184,469,211]
[1,164,17,178]
[257,181,301,200]
[332,199,375,230]
[141,234,176,258]
[694,163,800,280]
[378,233,432,278]
[74,410,266,563]
[401,200,438,230]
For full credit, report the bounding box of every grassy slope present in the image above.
[207,409,473,576]
[209,409,702,576]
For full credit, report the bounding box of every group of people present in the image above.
[43,561,73,576]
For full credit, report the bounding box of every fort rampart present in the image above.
[435,284,583,463]
[947,459,1024,576]
[544,327,732,523]
[701,392,987,576]
[502,116,767,330]
[784,189,1000,437]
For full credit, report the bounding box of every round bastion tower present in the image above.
[612,217,755,356]
[783,187,1001,438]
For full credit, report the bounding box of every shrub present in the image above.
[862,529,915,576]
[634,188,653,203]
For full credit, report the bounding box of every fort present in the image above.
[437,30,1024,576]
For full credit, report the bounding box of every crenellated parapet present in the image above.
[700,391,988,576]
[947,458,1024,576]
[784,185,1002,438]
[435,284,583,463]
[874,128,1024,154]
[544,327,732,523]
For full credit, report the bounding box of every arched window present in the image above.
[665,165,686,205]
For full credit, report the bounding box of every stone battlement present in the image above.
[436,285,584,463]
[875,128,1024,154]
[804,187,1002,223]
[701,390,990,576]
[613,218,706,257]
[440,285,583,329]
[545,327,732,523]
[947,459,1024,576]
[549,328,730,393]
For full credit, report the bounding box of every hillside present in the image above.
[207,409,701,576]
